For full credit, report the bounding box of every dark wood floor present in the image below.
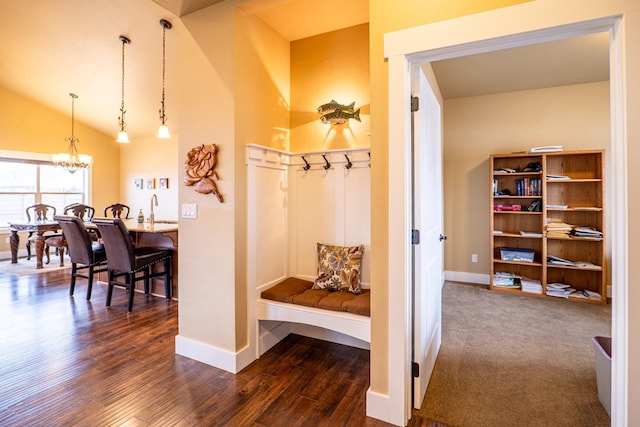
[0,268,444,427]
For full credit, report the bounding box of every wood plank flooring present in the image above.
[0,268,444,426]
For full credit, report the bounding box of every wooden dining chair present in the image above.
[92,218,173,312]
[45,203,96,266]
[54,215,108,300]
[103,203,130,219]
[25,203,57,261]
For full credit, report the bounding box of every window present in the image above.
[0,158,89,228]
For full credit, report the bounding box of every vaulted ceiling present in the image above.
[0,0,608,143]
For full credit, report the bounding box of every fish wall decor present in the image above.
[317,99,360,125]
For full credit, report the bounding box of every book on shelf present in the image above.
[546,282,576,298]
[570,289,602,301]
[493,230,503,235]
[521,276,542,294]
[546,174,571,180]
[573,261,602,270]
[546,204,568,209]
[571,226,603,238]
[547,254,574,266]
[529,145,563,153]
[520,230,543,237]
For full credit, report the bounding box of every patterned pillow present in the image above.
[315,243,364,294]
[313,270,342,292]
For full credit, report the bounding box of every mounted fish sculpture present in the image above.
[317,99,361,125]
[184,144,223,203]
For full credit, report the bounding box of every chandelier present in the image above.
[157,19,172,139]
[52,93,91,174]
[116,35,131,143]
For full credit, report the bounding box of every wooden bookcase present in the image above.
[489,150,606,304]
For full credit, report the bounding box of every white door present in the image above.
[412,63,444,409]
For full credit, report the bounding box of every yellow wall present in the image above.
[0,84,119,252]
[368,0,533,395]
[443,81,611,277]
[290,24,370,152]
[119,134,179,221]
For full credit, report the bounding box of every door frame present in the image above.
[384,4,629,426]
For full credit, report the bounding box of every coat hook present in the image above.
[368,152,371,167]
[301,155,311,171]
[322,154,331,170]
[344,153,353,169]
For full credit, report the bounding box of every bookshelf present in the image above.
[490,150,606,304]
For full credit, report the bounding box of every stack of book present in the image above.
[493,272,521,288]
[546,220,573,238]
[547,254,575,266]
[546,282,576,298]
[570,289,603,301]
[571,226,603,239]
[521,276,542,294]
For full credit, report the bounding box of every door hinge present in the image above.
[411,96,419,112]
[412,362,420,377]
[411,229,420,245]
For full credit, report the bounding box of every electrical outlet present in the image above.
[471,254,478,263]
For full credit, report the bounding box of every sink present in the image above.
[152,220,178,224]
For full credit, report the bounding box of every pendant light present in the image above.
[53,93,91,173]
[116,35,131,143]
[157,19,172,139]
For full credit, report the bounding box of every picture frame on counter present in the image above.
[146,178,156,190]
[159,178,169,189]
[134,178,143,190]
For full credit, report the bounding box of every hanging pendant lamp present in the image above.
[116,35,131,143]
[157,19,172,139]
[53,93,91,173]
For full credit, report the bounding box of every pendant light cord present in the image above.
[159,24,167,124]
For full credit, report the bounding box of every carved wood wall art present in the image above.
[184,144,223,203]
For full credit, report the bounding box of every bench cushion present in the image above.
[261,277,370,317]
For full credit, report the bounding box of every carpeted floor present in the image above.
[418,281,611,427]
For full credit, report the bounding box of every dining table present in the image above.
[8,220,61,269]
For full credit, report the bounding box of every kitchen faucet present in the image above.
[150,194,158,225]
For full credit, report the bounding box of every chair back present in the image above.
[92,218,135,274]
[26,204,57,221]
[104,203,130,219]
[64,203,95,220]
[54,215,95,265]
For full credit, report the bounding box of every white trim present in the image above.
[444,271,490,285]
[384,3,632,425]
[175,335,253,374]
[366,388,390,423]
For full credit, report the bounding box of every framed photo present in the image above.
[146,178,156,190]
[134,178,143,190]
[159,178,169,189]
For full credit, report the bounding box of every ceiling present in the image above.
[0,0,609,143]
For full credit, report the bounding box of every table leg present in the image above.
[10,230,19,264]
[33,232,46,269]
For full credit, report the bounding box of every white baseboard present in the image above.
[175,335,254,374]
[290,323,370,350]
[258,320,291,356]
[366,388,393,424]
[445,271,489,285]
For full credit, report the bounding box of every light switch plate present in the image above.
[181,203,197,219]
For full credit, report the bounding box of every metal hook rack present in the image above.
[344,154,353,169]
[322,154,331,170]
[301,155,311,171]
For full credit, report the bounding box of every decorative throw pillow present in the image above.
[315,243,364,294]
[312,270,342,292]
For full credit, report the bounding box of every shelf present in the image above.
[490,150,606,304]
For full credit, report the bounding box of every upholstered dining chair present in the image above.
[54,215,108,300]
[92,218,173,312]
[103,203,130,219]
[25,203,57,261]
[45,203,96,266]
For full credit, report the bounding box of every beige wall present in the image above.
[290,24,370,152]
[119,134,179,221]
[0,84,119,252]
[443,81,611,277]
[368,0,532,395]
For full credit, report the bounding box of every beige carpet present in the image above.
[419,281,611,427]
[0,256,71,276]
